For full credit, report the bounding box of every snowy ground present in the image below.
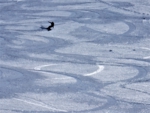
[0,0,150,112]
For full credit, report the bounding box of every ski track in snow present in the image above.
[34,64,57,71]
[84,65,105,76]
[141,47,150,59]
[0,0,150,112]
[14,98,67,112]
[34,64,105,77]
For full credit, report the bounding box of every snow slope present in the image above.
[0,0,150,112]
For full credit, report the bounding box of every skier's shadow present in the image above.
[41,22,54,31]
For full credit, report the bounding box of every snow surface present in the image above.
[0,0,150,113]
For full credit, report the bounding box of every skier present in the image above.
[41,21,54,31]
